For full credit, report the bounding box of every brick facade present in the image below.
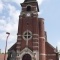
[0,54,8,60]
[7,0,59,60]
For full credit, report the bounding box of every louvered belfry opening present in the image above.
[26,6,31,11]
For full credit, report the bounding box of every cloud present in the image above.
[2,0,24,5]
[7,4,20,23]
[12,0,24,5]
[0,2,20,52]
[17,0,44,5]
[0,0,4,13]
[5,4,20,37]
[0,0,45,52]
[57,41,60,51]
[2,0,44,6]
[37,0,44,5]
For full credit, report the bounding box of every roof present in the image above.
[21,0,39,12]
[8,43,16,51]
[24,0,36,2]
[45,42,56,54]
[0,54,8,60]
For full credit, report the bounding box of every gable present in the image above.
[45,42,56,54]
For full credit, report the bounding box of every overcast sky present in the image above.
[0,0,60,53]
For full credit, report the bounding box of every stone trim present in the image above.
[33,51,39,60]
[40,53,56,56]
[21,11,38,16]
[22,6,36,8]
[17,35,21,36]
[40,53,46,55]
[33,12,38,15]
[33,34,39,36]
[22,30,32,40]
[17,34,39,36]
[19,47,35,60]
[33,46,39,48]
[26,4,32,8]
[33,42,39,44]
[39,37,45,40]
[33,38,39,40]
[47,54,56,56]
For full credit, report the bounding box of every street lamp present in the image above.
[4,32,10,60]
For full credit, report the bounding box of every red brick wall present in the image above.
[39,18,46,60]
[45,42,58,60]
[0,54,8,60]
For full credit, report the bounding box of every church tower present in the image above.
[16,0,45,60]
[7,0,59,60]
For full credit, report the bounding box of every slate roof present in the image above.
[24,0,36,2]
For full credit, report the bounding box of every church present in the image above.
[7,0,59,60]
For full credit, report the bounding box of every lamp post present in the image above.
[4,32,10,60]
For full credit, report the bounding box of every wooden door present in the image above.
[22,54,31,60]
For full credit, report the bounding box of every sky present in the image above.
[0,0,60,53]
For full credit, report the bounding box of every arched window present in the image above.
[26,6,31,11]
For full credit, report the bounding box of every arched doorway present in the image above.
[22,54,31,60]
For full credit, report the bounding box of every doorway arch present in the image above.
[22,54,31,60]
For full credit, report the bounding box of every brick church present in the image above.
[7,0,59,60]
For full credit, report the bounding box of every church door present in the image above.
[22,54,31,60]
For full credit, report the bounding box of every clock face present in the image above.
[26,13,31,17]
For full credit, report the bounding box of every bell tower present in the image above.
[16,0,45,60]
[7,0,59,60]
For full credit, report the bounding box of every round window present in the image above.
[23,30,32,40]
